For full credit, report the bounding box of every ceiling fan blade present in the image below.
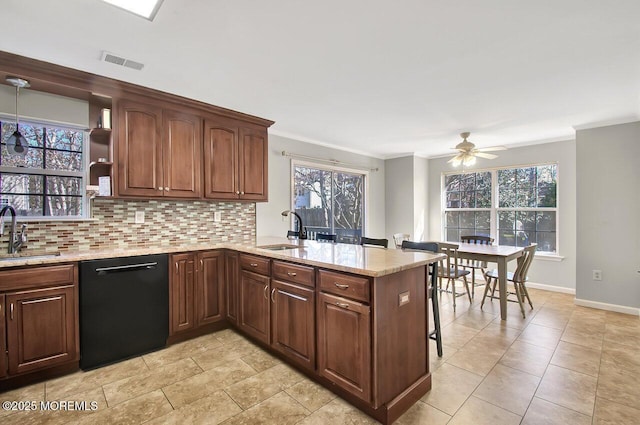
[474,152,498,159]
[476,146,507,152]
[447,154,463,163]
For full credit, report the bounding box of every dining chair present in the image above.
[360,236,388,248]
[393,233,410,248]
[400,240,443,357]
[460,235,494,298]
[481,243,537,318]
[315,233,337,242]
[437,241,472,310]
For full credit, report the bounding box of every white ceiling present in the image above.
[1,0,639,159]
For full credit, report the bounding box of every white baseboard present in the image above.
[574,298,640,316]
[526,281,575,294]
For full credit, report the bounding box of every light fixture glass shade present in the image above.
[463,155,476,166]
[6,128,28,156]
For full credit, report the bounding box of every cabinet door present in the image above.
[117,100,163,197]
[238,270,270,344]
[317,292,371,403]
[170,253,195,335]
[196,251,225,326]
[6,285,77,375]
[271,280,315,371]
[238,126,268,201]
[226,251,239,324]
[203,119,239,199]
[0,295,6,378]
[163,110,202,198]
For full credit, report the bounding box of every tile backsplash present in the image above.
[1,199,256,253]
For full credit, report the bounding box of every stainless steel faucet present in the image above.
[281,210,307,239]
[0,205,27,254]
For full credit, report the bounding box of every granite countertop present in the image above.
[0,236,444,277]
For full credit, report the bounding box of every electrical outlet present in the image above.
[213,211,222,222]
[134,211,145,224]
[592,269,602,281]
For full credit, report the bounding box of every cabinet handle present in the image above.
[200,259,204,269]
[236,191,240,195]
[335,283,349,290]
[287,272,297,277]
[158,187,163,191]
[335,302,350,309]
[10,303,14,320]
[263,284,269,299]
[175,263,178,274]
[250,263,258,267]
[165,187,170,191]
[271,288,276,303]
[240,191,245,195]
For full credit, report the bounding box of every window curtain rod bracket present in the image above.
[281,151,379,172]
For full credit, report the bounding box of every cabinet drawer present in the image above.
[319,270,370,303]
[239,254,270,275]
[272,261,315,288]
[0,263,76,292]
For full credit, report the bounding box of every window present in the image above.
[292,162,365,244]
[443,164,558,253]
[0,120,85,218]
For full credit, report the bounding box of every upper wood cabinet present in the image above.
[117,100,202,198]
[204,119,268,201]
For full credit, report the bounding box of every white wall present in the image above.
[256,134,386,239]
[576,122,640,310]
[384,155,429,245]
[427,140,577,290]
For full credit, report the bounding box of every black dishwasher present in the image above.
[79,254,169,370]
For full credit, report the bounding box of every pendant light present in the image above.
[5,76,30,157]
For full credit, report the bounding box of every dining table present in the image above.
[455,243,525,320]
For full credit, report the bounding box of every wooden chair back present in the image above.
[460,235,494,245]
[315,233,337,242]
[360,237,388,248]
[512,243,537,283]
[393,233,410,248]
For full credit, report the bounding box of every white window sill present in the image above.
[534,253,564,262]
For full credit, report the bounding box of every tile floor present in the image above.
[1,286,639,424]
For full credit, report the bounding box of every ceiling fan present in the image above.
[447,132,506,166]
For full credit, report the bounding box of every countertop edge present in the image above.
[0,241,445,277]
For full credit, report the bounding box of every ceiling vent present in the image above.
[101,51,144,71]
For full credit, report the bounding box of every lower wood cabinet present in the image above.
[225,251,239,324]
[317,291,371,403]
[6,285,77,376]
[0,295,6,379]
[271,279,315,371]
[196,251,225,326]
[238,269,270,344]
[170,250,225,336]
[0,263,79,380]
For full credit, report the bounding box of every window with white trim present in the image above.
[292,162,366,244]
[0,120,86,218]
[443,164,558,253]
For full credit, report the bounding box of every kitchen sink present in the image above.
[257,244,303,251]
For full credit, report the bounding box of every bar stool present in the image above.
[401,240,443,357]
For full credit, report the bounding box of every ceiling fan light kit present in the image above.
[448,131,505,167]
[5,76,31,157]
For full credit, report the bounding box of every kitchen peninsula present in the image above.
[0,239,444,424]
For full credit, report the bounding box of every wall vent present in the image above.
[101,51,144,71]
